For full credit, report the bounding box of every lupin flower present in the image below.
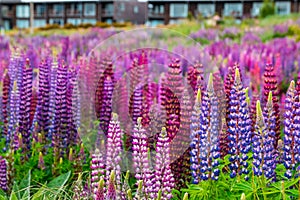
[283,80,298,178]
[107,170,117,200]
[171,89,192,188]
[18,59,33,155]
[190,89,202,184]
[106,113,123,192]
[99,76,114,135]
[0,157,7,192]
[95,58,114,133]
[52,61,68,160]
[8,81,20,150]
[132,117,152,197]
[38,152,45,170]
[91,147,106,198]
[252,101,266,176]
[198,74,220,181]
[96,178,105,200]
[263,92,277,180]
[263,63,280,148]
[36,60,51,137]
[227,69,252,180]
[2,70,10,140]
[164,59,184,138]
[152,127,175,200]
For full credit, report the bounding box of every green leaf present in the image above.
[19,170,31,200]
[45,171,71,198]
[9,191,17,200]
[12,182,20,200]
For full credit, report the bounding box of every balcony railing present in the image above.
[49,10,64,17]
[34,12,46,18]
[66,9,82,17]
[102,10,114,17]
[1,10,14,18]
[148,12,164,18]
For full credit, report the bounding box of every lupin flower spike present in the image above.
[38,152,45,170]
[107,170,117,200]
[95,178,104,200]
[183,193,189,200]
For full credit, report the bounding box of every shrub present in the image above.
[64,23,76,29]
[259,0,275,18]
[95,22,111,28]
[38,24,61,31]
[77,23,93,29]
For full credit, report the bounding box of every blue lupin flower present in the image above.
[263,91,277,180]
[227,68,252,179]
[252,101,266,177]
[198,74,220,181]
[283,80,297,178]
[190,88,202,184]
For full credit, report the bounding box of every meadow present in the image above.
[0,14,300,199]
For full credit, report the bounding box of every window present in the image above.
[104,4,114,16]
[16,5,30,18]
[53,4,64,16]
[49,18,64,26]
[82,19,97,25]
[84,3,96,16]
[149,20,164,26]
[170,4,188,18]
[119,3,125,12]
[69,3,82,15]
[251,2,263,17]
[4,20,11,30]
[16,19,29,28]
[133,6,139,14]
[1,6,10,17]
[34,19,46,27]
[67,18,82,25]
[106,18,113,24]
[224,3,243,17]
[36,4,46,17]
[197,3,215,17]
[275,1,291,15]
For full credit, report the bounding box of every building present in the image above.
[147,0,299,26]
[0,0,298,30]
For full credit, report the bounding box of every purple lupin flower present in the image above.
[106,113,123,194]
[190,89,202,184]
[227,68,252,180]
[100,76,113,134]
[132,117,152,197]
[152,127,174,200]
[107,170,117,200]
[263,91,277,180]
[91,145,105,199]
[283,80,297,178]
[198,74,220,181]
[36,60,51,139]
[18,59,33,155]
[2,70,10,143]
[8,81,20,150]
[252,100,266,177]
[0,157,7,192]
[52,61,68,160]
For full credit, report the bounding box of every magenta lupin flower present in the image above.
[91,145,105,198]
[0,157,7,192]
[132,117,152,197]
[106,113,123,192]
[95,178,105,200]
[107,170,117,200]
[152,127,175,200]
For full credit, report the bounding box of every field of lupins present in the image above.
[1,19,300,200]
